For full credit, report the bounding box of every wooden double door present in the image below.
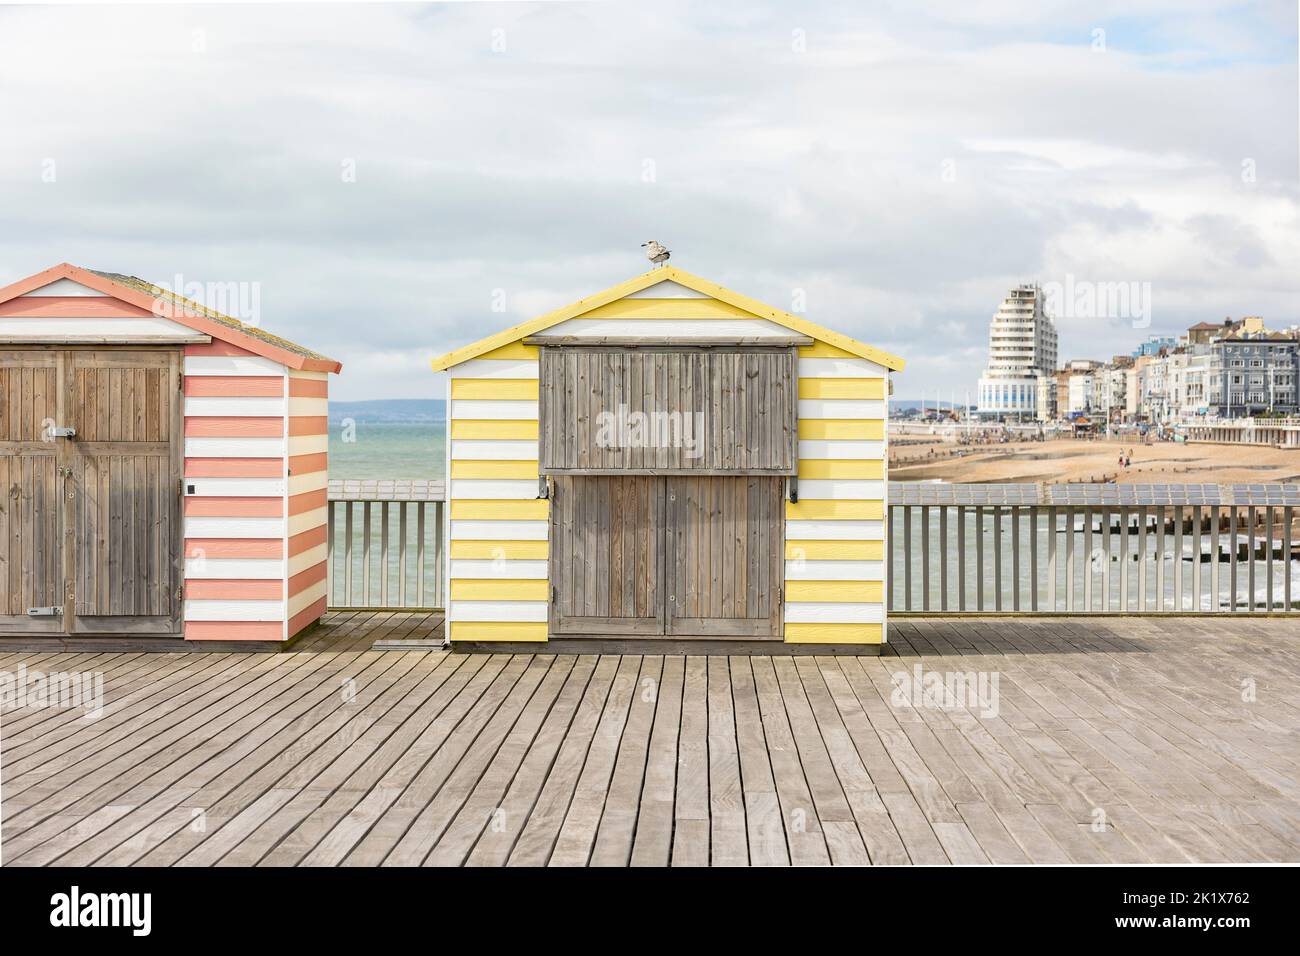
[549,474,784,639]
[0,348,183,636]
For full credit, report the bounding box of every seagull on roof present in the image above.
[641,240,670,266]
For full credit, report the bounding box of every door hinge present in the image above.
[175,585,184,601]
[27,606,62,617]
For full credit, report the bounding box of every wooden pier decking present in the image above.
[1,612,1297,866]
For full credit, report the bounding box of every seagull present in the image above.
[641,240,671,266]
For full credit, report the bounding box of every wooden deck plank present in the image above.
[2,612,1298,866]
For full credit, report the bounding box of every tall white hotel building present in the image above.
[976,284,1059,420]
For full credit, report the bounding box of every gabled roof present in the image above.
[0,263,341,372]
[430,266,905,372]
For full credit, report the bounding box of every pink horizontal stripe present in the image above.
[186,458,284,478]
[186,579,283,600]
[185,376,285,397]
[185,417,283,437]
[186,621,283,642]
[184,496,284,517]
[0,296,154,318]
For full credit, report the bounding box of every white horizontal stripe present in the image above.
[288,544,329,576]
[287,434,328,455]
[185,355,285,376]
[185,516,285,539]
[450,440,538,461]
[625,279,709,299]
[798,399,887,419]
[448,600,549,623]
[544,317,791,337]
[783,560,884,581]
[185,437,285,458]
[798,440,885,460]
[451,520,548,541]
[798,357,887,378]
[185,558,286,580]
[28,278,102,296]
[451,400,539,420]
[290,369,329,381]
[783,602,884,624]
[185,396,286,417]
[447,358,538,379]
[0,317,199,339]
[288,471,329,495]
[287,396,328,416]
[288,507,327,537]
[184,477,286,497]
[184,599,285,622]
[450,560,549,579]
[785,519,885,540]
[288,581,328,617]
[450,479,540,500]
[796,480,885,500]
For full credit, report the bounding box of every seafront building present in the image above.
[975,284,1059,420]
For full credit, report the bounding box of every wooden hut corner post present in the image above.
[432,266,902,652]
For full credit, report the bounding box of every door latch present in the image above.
[27,606,62,617]
[47,425,76,439]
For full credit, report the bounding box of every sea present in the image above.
[328,400,445,480]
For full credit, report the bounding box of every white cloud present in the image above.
[0,1,1295,400]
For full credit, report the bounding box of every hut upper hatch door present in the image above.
[0,350,65,634]
[65,350,183,635]
[548,474,783,639]
[665,475,783,638]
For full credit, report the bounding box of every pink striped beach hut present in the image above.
[0,263,340,648]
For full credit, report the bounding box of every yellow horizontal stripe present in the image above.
[450,420,539,440]
[785,581,884,603]
[786,499,883,520]
[449,622,548,642]
[798,340,859,358]
[451,460,538,479]
[798,377,885,400]
[450,579,548,600]
[451,378,539,400]
[798,419,885,441]
[797,459,883,480]
[574,298,759,319]
[450,499,550,520]
[480,341,538,360]
[449,540,548,560]
[784,623,883,645]
[785,540,884,561]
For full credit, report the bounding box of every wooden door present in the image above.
[665,475,783,638]
[549,475,665,635]
[64,350,183,635]
[0,350,66,633]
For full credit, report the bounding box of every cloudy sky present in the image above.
[2,0,1296,401]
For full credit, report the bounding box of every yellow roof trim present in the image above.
[430,266,905,372]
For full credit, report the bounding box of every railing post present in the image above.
[1174,506,1184,611]
[1229,506,1239,612]
[993,507,1002,612]
[1285,506,1293,613]
[904,505,913,611]
[398,500,408,607]
[327,500,336,608]
[380,500,390,607]
[344,500,355,608]
[1209,505,1220,613]
[1157,507,1167,611]
[1191,505,1202,613]
[976,506,985,611]
[1028,507,1038,612]
[939,505,948,612]
[1248,506,1257,611]
[1265,505,1274,613]
[416,501,427,608]
[362,501,373,607]
[921,505,930,612]
[957,505,966,612]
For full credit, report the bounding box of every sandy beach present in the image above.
[889,435,1300,485]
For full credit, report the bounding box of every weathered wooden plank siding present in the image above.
[786,341,888,645]
[285,368,330,639]
[538,346,796,472]
[446,343,547,642]
[182,341,291,641]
